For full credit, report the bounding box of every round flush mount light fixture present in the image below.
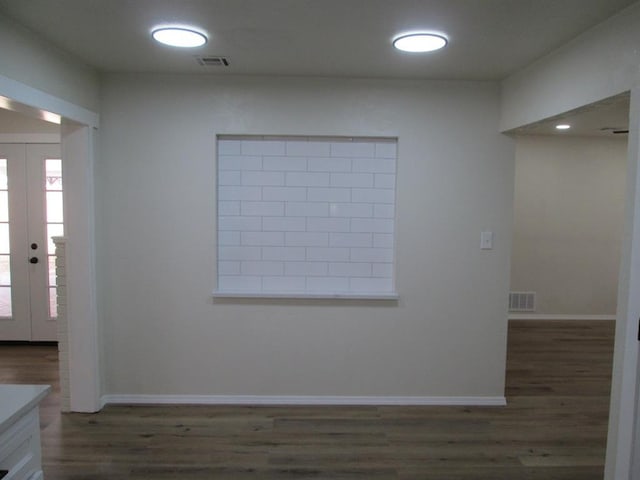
[555,124,571,130]
[393,32,448,52]
[152,27,207,47]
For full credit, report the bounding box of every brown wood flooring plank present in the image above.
[0,320,615,479]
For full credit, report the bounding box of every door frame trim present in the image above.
[0,75,101,412]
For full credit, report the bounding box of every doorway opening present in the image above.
[507,91,631,470]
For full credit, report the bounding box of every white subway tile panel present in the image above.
[285,262,328,277]
[241,231,285,246]
[350,248,394,263]
[286,141,331,157]
[218,246,262,261]
[375,142,397,159]
[373,233,394,248]
[329,203,373,218]
[262,276,306,292]
[286,172,330,187]
[262,247,306,261]
[308,157,352,172]
[218,140,242,155]
[219,231,241,246]
[263,156,307,171]
[374,204,395,218]
[263,216,306,232]
[374,174,395,189]
[218,216,262,231]
[218,155,262,171]
[218,261,241,275]
[351,188,395,204]
[329,232,372,248]
[306,276,349,292]
[330,142,375,158]
[219,201,240,216]
[307,188,351,202]
[307,217,350,233]
[218,275,262,292]
[285,232,329,247]
[241,140,286,156]
[329,262,372,277]
[352,158,396,173]
[242,171,285,186]
[372,263,393,277]
[218,171,241,186]
[241,201,284,217]
[350,277,393,292]
[351,218,394,233]
[330,173,374,188]
[241,261,284,276]
[216,136,397,295]
[306,247,350,262]
[286,202,329,217]
[263,187,307,201]
[218,186,262,201]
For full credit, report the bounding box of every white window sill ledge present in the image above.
[212,291,399,300]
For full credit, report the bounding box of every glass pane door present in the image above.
[0,159,11,317]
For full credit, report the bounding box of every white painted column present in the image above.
[605,84,640,480]
[60,121,101,412]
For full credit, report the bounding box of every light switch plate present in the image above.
[481,231,493,250]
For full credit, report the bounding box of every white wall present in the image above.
[500,2,640,132]
[0,15,100,112]
[97,74,514,400]
[511,135,627,315]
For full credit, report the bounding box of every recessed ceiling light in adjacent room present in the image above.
[152,27,207,48]
[393,33,448,53]
[555,124,571,130]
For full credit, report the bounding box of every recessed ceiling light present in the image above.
[152,27,207,48]
[393,33,448,53]
[555,124,571,130]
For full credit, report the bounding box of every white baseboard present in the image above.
[509,313,616,321]
[101,394,507,407]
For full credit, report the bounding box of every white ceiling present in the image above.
[0,0,637,80]
[0,107,59,134]
[0,0,634,137]
[512,92,630,138]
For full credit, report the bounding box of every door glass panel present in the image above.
[48,288,57,318]
[0,255,10,285]
[0,160,7,189]
[0,287,11,317]
[0,159,10,317]
[48,256,56,286]
[45,158,63,319]
[0,222,9,255]
[0,192,8,223]
[45,159,62,191]
[46,191,64,223]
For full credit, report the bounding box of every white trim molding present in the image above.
[0,74,99,128]
[101,395,507,407]
[0,134,60,144]
[509,313,616,321]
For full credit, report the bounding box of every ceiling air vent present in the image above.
[196,56,230,67]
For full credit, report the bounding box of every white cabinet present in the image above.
[0,385,50,480]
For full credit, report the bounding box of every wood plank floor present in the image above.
[0,320,615,479]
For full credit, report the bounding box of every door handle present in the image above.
[29,257,39,264]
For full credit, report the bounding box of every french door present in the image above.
[0,143,63,341]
